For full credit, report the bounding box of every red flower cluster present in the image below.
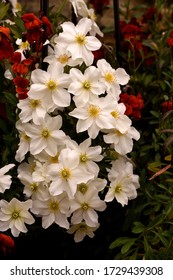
[21,13,53,52]
[167,30,173,47]
[89,0,110,14]
[0,26,14,60]
[0,233,15,256]
[161,100,173,113]
[120,92,144,120]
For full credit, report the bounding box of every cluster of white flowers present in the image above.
[0,0,140,242]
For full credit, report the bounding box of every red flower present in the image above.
[13,76,29,99]
[21,13,42,30]
[0,26,14,60]
[167,31,173,47]
[161,100,173,113]
[120,92,144,120]
[0,233,15,256]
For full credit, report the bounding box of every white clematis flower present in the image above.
[58,17,101,66]
[103,126,140,155]
[48,148,94,199]
[97,59,130,99]
[70,190,106,226]
[31,192,70,229]
[68,66,105,107]
[28,62,71,110]
[67,221,99,242]
[0,198,34,237]
[25,115,66,156]
[69,95,115,139]
[0,164,15,193]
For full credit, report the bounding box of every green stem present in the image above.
[56,0,68,17]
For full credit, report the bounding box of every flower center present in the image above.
[78,183,88,194]
[60,168,71,180]
[49,201,59,211]
[21,132,30,141]
[83,81,91,90]
[46,80,57,91]
[57,54,69,64]
[115,184,122,193]
[104,72,115,83]
[88,105,101,118]
[80,153,88,163]
[30,183,38,192]
[50,153,59,163]
[111,110,120,119]
[41,129,50,138]
[30,99,40,108]
[82,203,89,211]
[20,40,30,50]
[12,211,20,219]
[75,34,86,45]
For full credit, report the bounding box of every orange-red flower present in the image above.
[120,92,144,120]
[161,100,173,113]
[21,13,42,30]
[0,233,15,256]
[0,26,14,60]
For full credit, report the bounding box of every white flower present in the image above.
[15,121,30,162]
[66,138,103,176]
[77,178,107,195]
[70,190,106,226]
[44,43,82,67]
[8,0,21,15]
[0,164,15,193]
[69,95,115,139]
[105,175,138,206]
[58,17,101,66]
[17,97,47,125]
[69,0,88,17]
[105,157,140,206]
[0,198,34,237]
[28,62,71,110]
[15,39,30,61]
[103,126,140,155]
[25,115,66,156]
[68,66,105,107]
[48,148,94,199]
[109,102,132,133]
[67,221,99,242]
[97,59,130,99]
[31,192,70,229]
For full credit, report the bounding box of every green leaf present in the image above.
[132,222,145,234]
[0,3,10,20]
[109,237,131,249]
[121,238,137,254]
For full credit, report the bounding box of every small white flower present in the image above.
[67,221,99,242]
[103,126,140,155]
[28,62,71,110]
[25,115,66,156]
[44,44,82,67]
[69,66,105,107]
[15,121,31,162]
[31,192,70,229]
[97,59,130,99]
[0,198,34,237]
[70,190,106,226]
[48,148,94,199]
[69,95,114,139]
[17,97,47,125]
[58,17,101,66]
[0,164,15,193]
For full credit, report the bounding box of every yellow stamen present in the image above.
[60,168,71,180]
[105,72,115,83]
[41,129,50,138]
[88,105,100,118]
[83,81,91,90]
[75,34,86,45]
[46,80,57,91]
